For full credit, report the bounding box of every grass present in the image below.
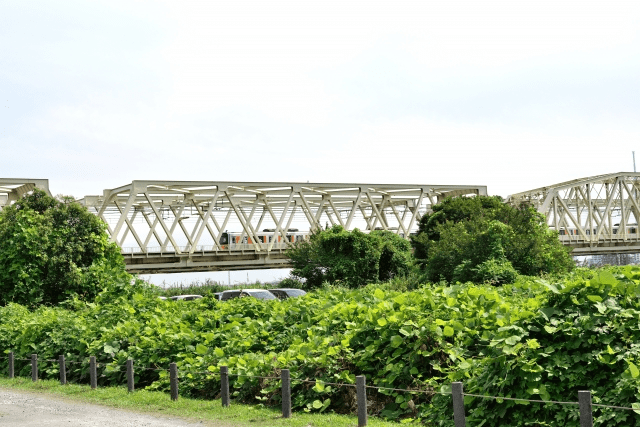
[0,376,402,427]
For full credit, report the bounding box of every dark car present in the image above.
[218,289,277,301]
[268,288,307,300]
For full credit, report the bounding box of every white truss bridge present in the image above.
[8,173,640,273]
[70,180,486,273]
[508,172,640,256]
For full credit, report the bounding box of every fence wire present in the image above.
[4,351,640,417]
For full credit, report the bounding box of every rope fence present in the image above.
[2,351,639,426]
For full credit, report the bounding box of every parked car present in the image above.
[217,289,277,301]
[268,288,307,300]
[169,294,203,301]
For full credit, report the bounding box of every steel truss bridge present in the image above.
[0,179,50,206]
[508,172,640,256]
[6,173,638,273]
[73,180,487,273]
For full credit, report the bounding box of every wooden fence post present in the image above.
[221,366,230,407]
[578,390,593,427]
[59,355,66,385]
[452,382,466,427]
[8,352,14,379]
[90,356,97,389]
[126,359,134,392]
[356,375,367,427]
[31,354,37,382]
[281,369,291,418]
[170,363,178,401]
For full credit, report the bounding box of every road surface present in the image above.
[0,388,212,426]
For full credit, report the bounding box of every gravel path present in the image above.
[0,388,211,426]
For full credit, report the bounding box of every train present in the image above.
[557,224,638,236]
[219,229,307,246]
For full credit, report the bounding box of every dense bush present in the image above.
[3,267,640,425]
[0,189,128,306]
[412,195,574,283]
[286,225,413,289]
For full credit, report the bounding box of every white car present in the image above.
[169,294,203,301]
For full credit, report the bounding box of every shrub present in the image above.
[286,225,413,289]
[0,189,128,306]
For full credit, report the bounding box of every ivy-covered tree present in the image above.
[286,225,413,289]
[412,195,574,284]
[0,189,129,306]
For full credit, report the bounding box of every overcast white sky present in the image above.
[2,0,640,285]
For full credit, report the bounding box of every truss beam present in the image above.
[79,180,487,273]
[0,179,50,209]
[508,172,640,255]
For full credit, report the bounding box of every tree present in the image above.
[0,189,128,306]
[412,196,574,284]
[286,225,413,289]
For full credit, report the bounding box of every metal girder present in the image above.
[80,180,487,273]
[507,172,640,255]
[0,179,50,209]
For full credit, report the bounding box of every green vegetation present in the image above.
[4,190,639,426]
[2,267,640,425]
[287,225,413,289]
[412,196,574,283]
[0,377,398,427]
[0,189,128,306]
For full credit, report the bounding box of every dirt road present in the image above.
[0,388,210,426]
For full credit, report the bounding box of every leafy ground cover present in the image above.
[2,267,640,425]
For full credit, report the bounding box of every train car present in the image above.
[558,224,638,236]
[219,229,307,248]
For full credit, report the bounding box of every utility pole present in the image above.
[634,151,637,173]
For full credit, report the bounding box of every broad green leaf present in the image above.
[587,295,602,302]
[312,400,323,409]
[393,294,406,304]
[539,307,556,320]
[214,347,224,357]
[504,335,520,345]
[540,281,559,294]
[443,326,454,337]
[377,318,387,327]
[373,289,385,300]
[399,327,411,336]
[390,335,403,347]
[195,344,208,355]
[526,339,540,349]
[596,271,618,286]
[629,361,639,378]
